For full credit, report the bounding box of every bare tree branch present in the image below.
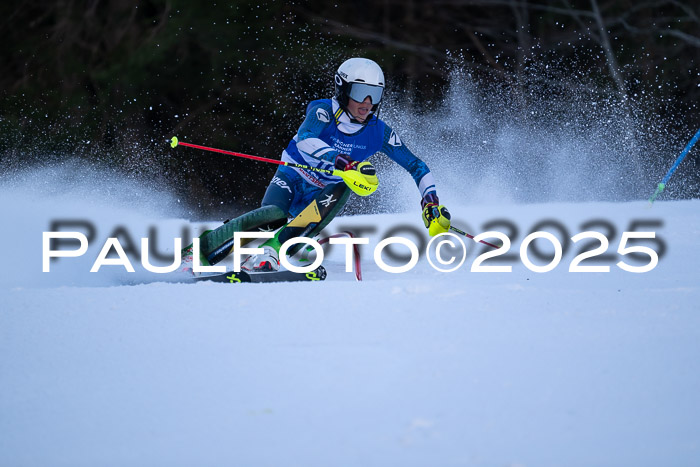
[309,15,501,77]
[662,28,700,47]
[433,0,596,18]
[590,0,627,98]
[312,17,448,62]
[621,19,700,48]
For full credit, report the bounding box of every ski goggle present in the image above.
[347,82,383,104]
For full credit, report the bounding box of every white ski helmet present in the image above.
[334,58,385,118]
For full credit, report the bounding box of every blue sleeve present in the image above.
[295,102,341,164]
[381,125,437,199]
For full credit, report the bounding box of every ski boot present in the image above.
[241,245,280,272]
[180,231,212,276]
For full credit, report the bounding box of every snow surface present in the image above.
[2,169,700,467]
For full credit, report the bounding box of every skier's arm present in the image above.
[295,102,341,164]
[380,126,436,198]
[381,126,451,236]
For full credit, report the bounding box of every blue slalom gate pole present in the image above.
[649,127,700,204]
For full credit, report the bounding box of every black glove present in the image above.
[335,154,358,171]
[335,153,377,181]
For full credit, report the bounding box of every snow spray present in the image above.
[360,61,690,213]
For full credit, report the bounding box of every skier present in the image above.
[186,57,451,272]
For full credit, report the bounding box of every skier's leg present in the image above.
[288,181,350,240]
[263,181,351,256]
[199,170,298,265]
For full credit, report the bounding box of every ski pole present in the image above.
[449,225,502,249]
[171,136,334,175]
[649,127,700,204]
[169,136,377,196]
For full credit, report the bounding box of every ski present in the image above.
[193,265,327,284]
